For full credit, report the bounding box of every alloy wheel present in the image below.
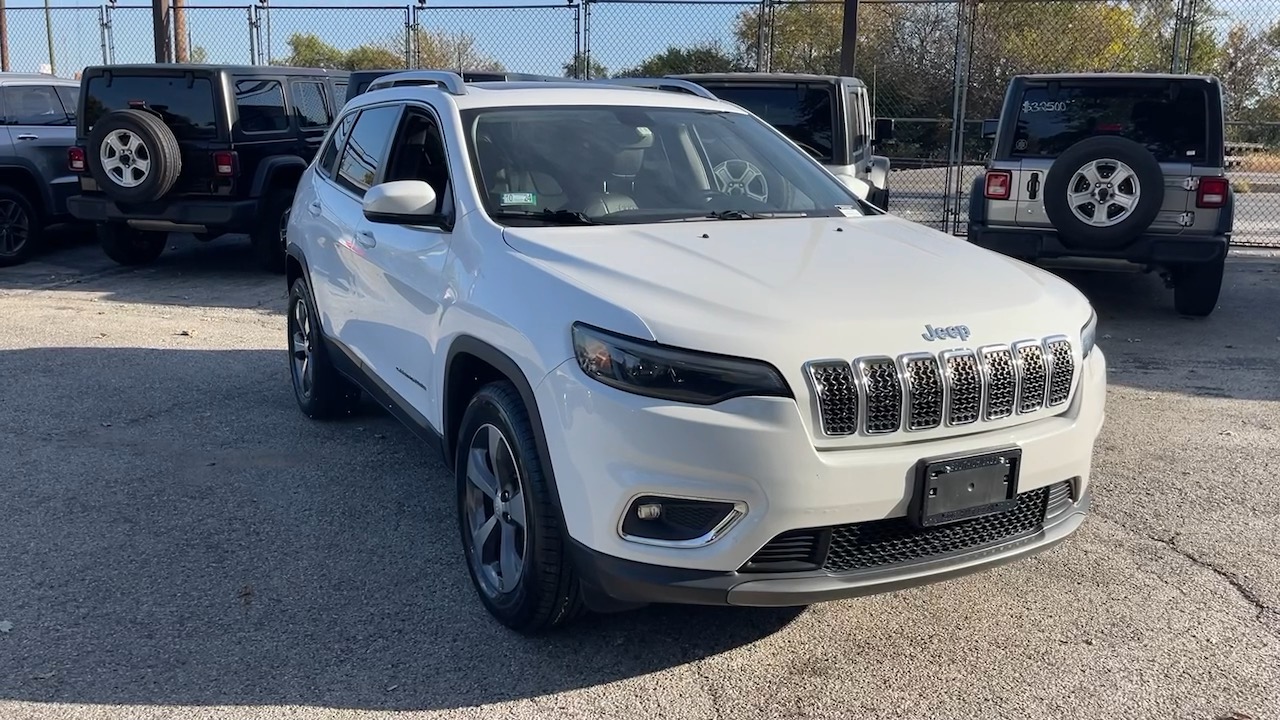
[100,129,152,188]
[0,199,30,257]
[290,295,314,398]
[463,423,528,598]
[1067,158,1141,228]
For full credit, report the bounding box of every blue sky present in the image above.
[3,0,1274,80]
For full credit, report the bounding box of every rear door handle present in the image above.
[355,230,376,248]
[15,134,38,141]
[307,201,321,216]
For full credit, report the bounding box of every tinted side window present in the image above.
[701,84,835,162]
[54,85,79,122]
[335,104,401,196]
[334,83,348,106]
[4,85,74,126]
[235,79,289,133]
[84,74,218,139]
[1013,83,1209,163]
[318,111,357,177]
[292,81,328,129]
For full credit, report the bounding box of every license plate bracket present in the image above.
[911,448,1022,528]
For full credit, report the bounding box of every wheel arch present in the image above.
[0,161,52,216]
[251,156,308,198]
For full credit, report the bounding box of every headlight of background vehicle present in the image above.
[571,322,792,405]
[1081,308,1098,359]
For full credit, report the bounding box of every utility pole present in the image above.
[44,0,55,73]
[0,0,9,72]
[152,0,170,62]
[174,0,188,62]
[838,0,859,76]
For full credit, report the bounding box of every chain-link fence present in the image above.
[2,0,1275,245]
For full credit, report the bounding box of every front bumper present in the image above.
[570,481,1090,609]
[966,224,1229,265]
[66,193,260,233]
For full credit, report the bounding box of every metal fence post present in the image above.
[572,0,581,78]
[943,0,977,235]
[249,3,260,64]
[582,0,593,79]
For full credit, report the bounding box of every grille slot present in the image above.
[807,336,1076,437]
[1015,341,1047,413]
[904,354,944,430]
[741,482,1072,574]
[859,357,902,434]
[807,362,858,436]
[1045,338,1074,406]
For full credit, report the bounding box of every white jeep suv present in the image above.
[284,71,1107,633]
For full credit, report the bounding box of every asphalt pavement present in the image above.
[1,230,1277,720]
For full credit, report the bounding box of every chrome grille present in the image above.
[807,336,1076,438]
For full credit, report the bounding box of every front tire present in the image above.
[287,277,362,418]
[0,186,41,268]
[98,223,167,266]
[455,381,584,633]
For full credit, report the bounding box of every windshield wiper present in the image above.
[490,209,599,225]
[703,210,808,220]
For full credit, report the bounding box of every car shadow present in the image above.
[0,346,805,712]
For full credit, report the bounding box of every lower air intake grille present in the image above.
[741,481,1073,575]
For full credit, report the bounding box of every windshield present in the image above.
[460,104,862,226]
[696,83,835,162]
[1012,82,1209,163]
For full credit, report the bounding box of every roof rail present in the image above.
[589,77,718,100]
[366,70,467,96]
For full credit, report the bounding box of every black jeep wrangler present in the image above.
[66,64,350,272]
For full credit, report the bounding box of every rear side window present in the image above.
[235,79,288,133]
[55,86,79,122]
[292,81,328,129]
[2,85,74,125]
[335,104,401,196]
[318,111,356,176]
[83,75,217,140]
[700,83,836,162]
[334,83,348,106]
[1011,83,1209,163]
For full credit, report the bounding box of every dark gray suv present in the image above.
[0,72,81,267]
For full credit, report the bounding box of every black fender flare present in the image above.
[0,158,53,215]
[443,335,570,526]
[251,156,308,197]
[968,173,988,229]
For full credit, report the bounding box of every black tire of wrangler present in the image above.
[98,223,167,266]
[1171,257,1225,317]
[86,109,183,204]
[252,190,293,274]
[455,380,585,634]
[1042,136,1165,251]
[0,185,42,268]
[287,278,362,419]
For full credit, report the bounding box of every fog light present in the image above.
[619,495,744,546]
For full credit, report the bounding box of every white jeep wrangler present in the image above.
[284,71,1107,633]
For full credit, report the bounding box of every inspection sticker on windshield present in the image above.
[835,204,860,217]
[501,192,537,206]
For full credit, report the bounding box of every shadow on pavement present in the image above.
[0,346,804,712]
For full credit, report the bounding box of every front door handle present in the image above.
[15,134,38,141]
[307,201,321,216]
[355,230,377,248]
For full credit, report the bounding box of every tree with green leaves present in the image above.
[614,42,748,78]
[562,51,608,79]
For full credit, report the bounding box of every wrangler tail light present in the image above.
[212,150,238,177]
[68,147,86,173]
[1196,177,1228,208]
[984,170,1011,200]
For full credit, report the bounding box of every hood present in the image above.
[503,214,1092,364]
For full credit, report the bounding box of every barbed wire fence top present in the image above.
[1,0,1276,245]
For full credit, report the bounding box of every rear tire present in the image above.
[98,223,167,266]
[1171,257,1225,317]
[0,186,42,268]
[455,380,585,634]
[287,277,362,419]
[252,190,293,274]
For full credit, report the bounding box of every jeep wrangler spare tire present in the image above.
[86,109,182,204]
[1043,136,1164,250]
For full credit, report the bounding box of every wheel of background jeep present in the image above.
[0,186,41,268]
[97,223,167,266]
[1171,257,1225,317]
[86,109,183,204]
[287,277,362,419]
[251,190,293,274]
[456,380,584,633]
[1042,136,1164,250]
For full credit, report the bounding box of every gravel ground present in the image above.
[1,231,1278,720]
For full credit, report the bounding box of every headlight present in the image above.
[1081,308,1098,358]
[571,322,792,404]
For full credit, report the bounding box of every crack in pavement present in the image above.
[1146,531,1279,637]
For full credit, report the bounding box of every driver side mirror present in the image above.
[981,119,999,139]
[362,180,442,226]
[873,117,895,144]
